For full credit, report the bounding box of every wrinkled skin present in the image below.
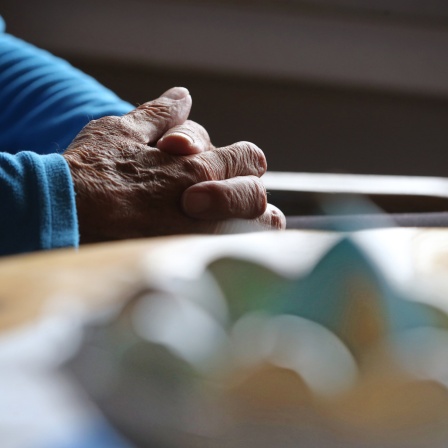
[63,88,285,244]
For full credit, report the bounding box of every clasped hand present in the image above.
[63,87,285,243]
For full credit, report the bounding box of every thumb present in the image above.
[123,87,192,144]
[160,86,190,100]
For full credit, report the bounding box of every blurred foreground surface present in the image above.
[2,228,448,447]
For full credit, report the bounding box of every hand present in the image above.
[63,87,285,244]
[156,119,285,230]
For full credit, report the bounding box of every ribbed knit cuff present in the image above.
[41,153,79,250]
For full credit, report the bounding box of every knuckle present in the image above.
[84,116,121,136]
[104,115,121,125]
[241,177,267,218]
[250,177,268,215]
[137,100,171,121]
[97,115,122,129]
[98,115,148,143]
[234,141,267,176]
[184,154,221,181]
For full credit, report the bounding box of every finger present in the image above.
[122,87,192,144]
[157,120,212,155]
[184,141,267,182]
[253,203,287,230]
[182,176,267,220]
[160,86,190,100]
[214,204,286,233]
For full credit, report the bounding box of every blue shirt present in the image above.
[0,17,133,256]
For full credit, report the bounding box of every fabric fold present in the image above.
[0,152,78,256]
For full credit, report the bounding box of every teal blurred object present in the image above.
[207,257,291,320]
[209,237,448,358]
[278,238,448,358]
[68,232,448,448]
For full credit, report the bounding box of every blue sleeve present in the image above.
[0,151,78,256]
[0,17,134,154]
[0,17,134,255]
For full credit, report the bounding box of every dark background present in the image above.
[3,0,448,176]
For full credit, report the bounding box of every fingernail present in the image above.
[160,132,194,146]
[157,132,199,155]
[183,191,211,216]
[160,87,190,100]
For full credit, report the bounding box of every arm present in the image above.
[0,85,194,256]
[0,18,132,256]
[0,17,133,155]
[0,19,284,256]
[0,152,77,256]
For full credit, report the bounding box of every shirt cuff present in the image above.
[41,153,79,250]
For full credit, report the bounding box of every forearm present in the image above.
[0,152,78,256]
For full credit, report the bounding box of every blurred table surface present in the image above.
[2,227,448,333]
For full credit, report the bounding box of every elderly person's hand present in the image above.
[63,87,285,243]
